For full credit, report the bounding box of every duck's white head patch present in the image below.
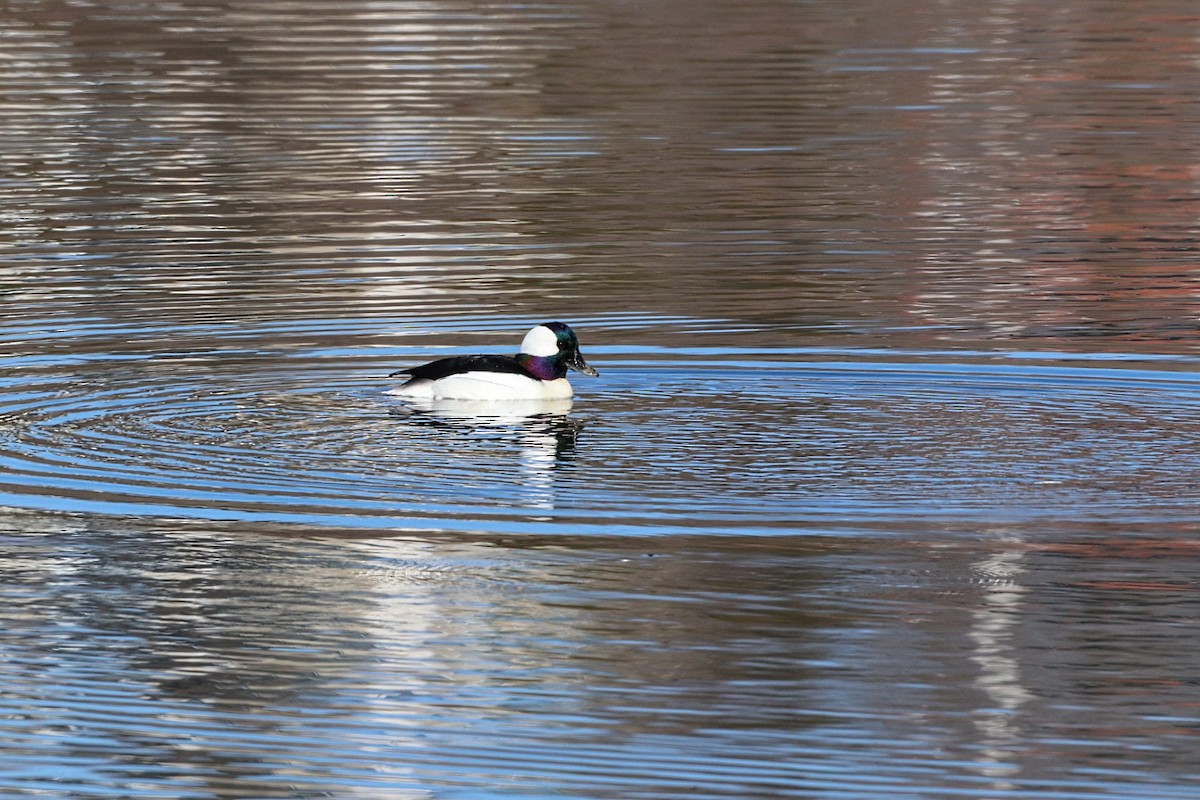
[520,324,560,357]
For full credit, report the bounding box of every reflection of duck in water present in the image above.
[392,396,584,465]
[386,322,599,401]
[393,392,585,512]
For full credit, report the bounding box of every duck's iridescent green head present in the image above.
[518,322,599,380]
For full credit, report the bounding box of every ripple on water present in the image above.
[1,334,1198,537]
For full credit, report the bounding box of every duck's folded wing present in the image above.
[391,355,531,381]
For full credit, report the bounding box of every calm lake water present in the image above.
[3,0,1200,797]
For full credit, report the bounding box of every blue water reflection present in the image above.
[3,338,1198,535]
[3,526,1200,798]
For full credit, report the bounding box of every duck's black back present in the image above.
[398,355,534,382]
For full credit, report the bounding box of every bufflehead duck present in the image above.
[387,322,599,401]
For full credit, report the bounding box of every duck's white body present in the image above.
[386,322,598,402]
[388,372,574,401]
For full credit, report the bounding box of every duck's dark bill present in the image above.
[569,354,599,377]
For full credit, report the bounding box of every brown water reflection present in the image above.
[2,0,1197,349]
[3,0,1200,797]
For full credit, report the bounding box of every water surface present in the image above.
[2,0,1200,797]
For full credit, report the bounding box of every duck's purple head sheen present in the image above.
[517,322,599,381]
